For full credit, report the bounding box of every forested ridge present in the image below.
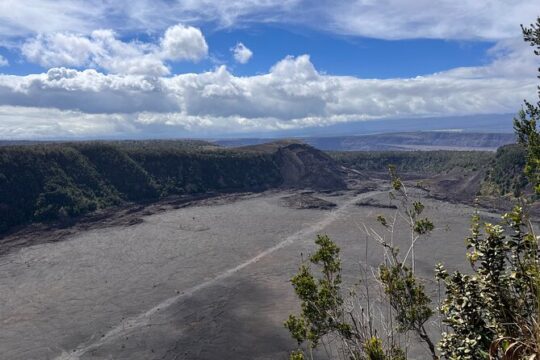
[0,141,284,233]
[0,140,528,234]
[330,149,492,174]
[331,144,530,197]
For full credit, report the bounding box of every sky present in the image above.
[0,0,539,139]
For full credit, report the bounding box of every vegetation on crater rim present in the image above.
[285,16,540,360]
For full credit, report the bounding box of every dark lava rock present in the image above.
[280,194,337,210]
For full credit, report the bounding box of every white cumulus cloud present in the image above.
[0,36,537,139]
[160,24,208,61]
[22,32,100,68]
[20,24,208,76]
[231,43,253,64]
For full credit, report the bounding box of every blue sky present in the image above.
[1,24,496,78]
[0,1,538,139]
[202,26,495,78]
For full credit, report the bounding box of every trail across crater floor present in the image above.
[55,191,383,359]
[0,189,483,359]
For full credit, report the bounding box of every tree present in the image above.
[286,17,540,359]
[285,171,436,359]
[514,17,540,194]
[437,206,539,359]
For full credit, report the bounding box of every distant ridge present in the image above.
[228,113,515,138]
[215,132,516,151]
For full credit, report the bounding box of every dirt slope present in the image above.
[243,141,347,190]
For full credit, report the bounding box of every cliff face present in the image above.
[0,141,346,233]
[274,143,346,190]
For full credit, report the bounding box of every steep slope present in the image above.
[330,150,492,177]
[482,144,528,196]
[241,141,346,190]
[0,141,345,233]
[275,143,346,189]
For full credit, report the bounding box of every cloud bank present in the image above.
[0,39,537,139]
[0,1,538,138]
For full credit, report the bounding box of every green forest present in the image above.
[331,144,529,196]
[0,140,529,235]
[0,142,283,233]
[330,149,493,174]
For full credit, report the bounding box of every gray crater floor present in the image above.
[0,189,494,360]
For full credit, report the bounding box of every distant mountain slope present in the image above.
[215,132,516,151]
[304,132,516,151]
[0,141,344,233]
